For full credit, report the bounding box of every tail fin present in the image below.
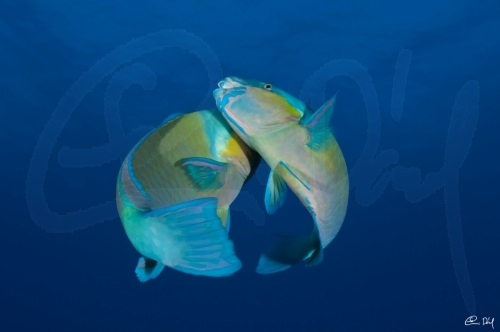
[256,226,323,274]
[144,197,242,277]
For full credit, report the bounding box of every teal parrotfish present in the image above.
[116,109,260,280]
[213,77,349,274]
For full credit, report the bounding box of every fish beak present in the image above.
[214,77,247,104]
[213,87,225,100]
[214,78,240,100]
[213,80,228,100]
[218,78,242,89]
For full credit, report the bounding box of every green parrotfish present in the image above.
[116,110,260,280]
[214,77,349,274]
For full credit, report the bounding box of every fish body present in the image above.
[116,109,260,280]
[214,77,349,274]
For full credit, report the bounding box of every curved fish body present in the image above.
[116,109,260,280]
[214,77,349,274]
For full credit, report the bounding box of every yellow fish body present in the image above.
[117,110,260,280]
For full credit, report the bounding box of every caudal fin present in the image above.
[143,197,242,277]
[256,226,323,274]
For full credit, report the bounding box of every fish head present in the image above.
[213,77,309,140]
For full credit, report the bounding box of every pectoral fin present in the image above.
[265,161,311,214]
[180,157,228,191]
[264,167,288,215]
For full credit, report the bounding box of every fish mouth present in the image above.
[213,87,226,100]
[213,77,244,100]
[219,77,244,89]
[218,79,237,89]
[212,79,248,136]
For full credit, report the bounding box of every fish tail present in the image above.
[144,198,242,277]
[256,225,323,274]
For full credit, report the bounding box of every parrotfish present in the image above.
[116,109,260,280]
[213,77,349,274]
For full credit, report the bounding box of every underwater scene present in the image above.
[1,0,499,331]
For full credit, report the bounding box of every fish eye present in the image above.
[264,83,272,90]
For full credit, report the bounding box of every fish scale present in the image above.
[131,114,213,209]
[116,109,260,279]
[213,77,349,274]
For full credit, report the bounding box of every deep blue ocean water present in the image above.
[2,1,499,331]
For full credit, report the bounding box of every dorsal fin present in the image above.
[159,112,183,127]
[300,93,337,151]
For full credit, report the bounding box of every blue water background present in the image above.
[1,1,499,331]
